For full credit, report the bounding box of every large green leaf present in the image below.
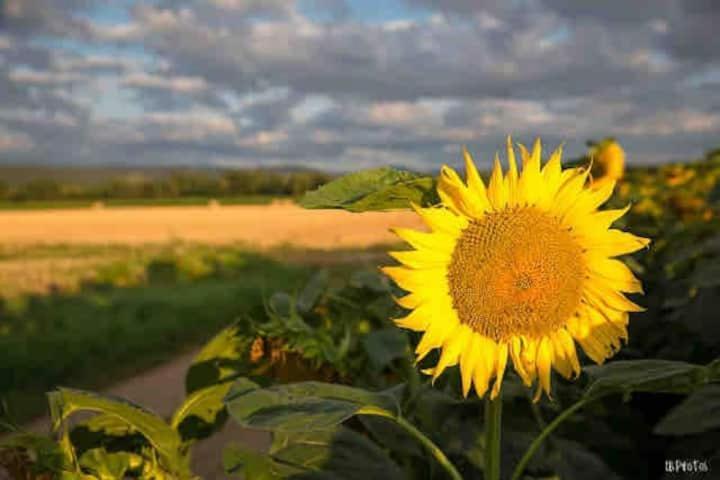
[362,328,409,370]
[47,388,187,476]
[654,384,720,435]
[225,378,399,432]
[171,381,233,443]
[223,444,300,479]
[272,427,405,480]
[299,167,436,212]
[583,360,714,399]
[185,321,257,394]
[296,270,329,314]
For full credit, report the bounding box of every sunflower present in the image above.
[590,139,625,188]
[383,138,649,400]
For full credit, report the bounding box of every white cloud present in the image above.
[122,72,208,93]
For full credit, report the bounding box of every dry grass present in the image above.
[0,203,422,248]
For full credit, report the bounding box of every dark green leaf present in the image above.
[300,167,436,212]
[273,427,405,480]
[654,384,720,435]
[223,443,300,479]
[553,440,621,480]
[225,379,398,432]
[362,328,408,370]
[583,360,711,399]
[171,382,234,443]
[185,321,257,394]
[297,270,329,314]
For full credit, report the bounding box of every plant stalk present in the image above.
[358,406,463,480]
[484,392,503,480]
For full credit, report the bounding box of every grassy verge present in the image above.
[0,244,315,423]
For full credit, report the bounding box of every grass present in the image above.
[0,195,280,210]
[0,243,314,423]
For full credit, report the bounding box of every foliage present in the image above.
[300,167,437,211]
[0,168,333,205]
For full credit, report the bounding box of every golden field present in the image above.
[0,203,422,248]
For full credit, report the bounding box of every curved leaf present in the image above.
[225,379,399,432]
[171,381,234,442]
[47,388,187,476]
[300,167,436,212]
[654,384,720,435]
[186,321,256,394]
[583,360,714,399]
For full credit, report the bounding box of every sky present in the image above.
[0,0,719,171]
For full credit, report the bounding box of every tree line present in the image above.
[0,169,333,202]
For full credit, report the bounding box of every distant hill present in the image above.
[0,165,220,186]
[0,164,331,186]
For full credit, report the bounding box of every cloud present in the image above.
[0,0,717,169]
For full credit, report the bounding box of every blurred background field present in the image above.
[0,166,423,425]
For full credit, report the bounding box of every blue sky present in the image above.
[1,0,719,170]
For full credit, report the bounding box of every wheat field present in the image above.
[0,203,422,248]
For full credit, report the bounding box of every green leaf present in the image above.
[553,440,621,480]
[223,444,297,479]
[171,382,233,442]
[83,413,137,436]
[0,433,66,472]
[300,167,436,212]
[654,384,720,435]
[272,427,405,480]
[225,378,399,432]
[47,388,187,476]
[362,328,409,370]
[185,321,257,394]
[79,448,142,480]
[297,270,329,314]
[583,360,713,399]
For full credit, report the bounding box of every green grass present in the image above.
[0,195,281,210]
[0,245,312,423]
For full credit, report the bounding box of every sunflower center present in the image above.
[447,207,584,341]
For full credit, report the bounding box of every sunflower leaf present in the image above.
[299,167,437,211]
[654,384,720,435]
[225,378,399,432]
[47,388,187,476]
[583,359,714,399]
[270,427,405,479]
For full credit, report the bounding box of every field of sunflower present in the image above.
[2,139,720,480]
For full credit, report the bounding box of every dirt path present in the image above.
[25,349,267,479]
[0,203,422,248]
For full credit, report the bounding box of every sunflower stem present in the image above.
[358,406,462,480]
[510,397,591,480]
[484,391,503,480]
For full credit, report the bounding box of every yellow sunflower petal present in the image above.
[432,325,473,381]
[438,165,489,217]
[490,342,509,399]
[463,147,489,202]
[534,337,553,401]
[488,154,507,209]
